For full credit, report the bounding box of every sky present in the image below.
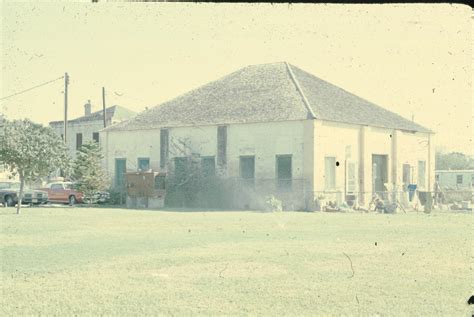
[0,3,472,154]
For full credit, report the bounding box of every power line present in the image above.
[0,76,65,102]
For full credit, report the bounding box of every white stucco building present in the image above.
[101,62,434,210]
[435,170,474,189]
[49,101,136,158]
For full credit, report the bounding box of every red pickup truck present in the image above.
[40,182,84,205]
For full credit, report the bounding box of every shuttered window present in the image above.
[76,133,83,150]
[160,128,169,168]
[418,160,426,189]
[346,160,357,193]
[217,126,227,168]
[325,157,336,190]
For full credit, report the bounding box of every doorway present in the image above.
[372,155,388,195]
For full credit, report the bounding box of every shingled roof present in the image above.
[50,105,136,126]
[106,62,431,133]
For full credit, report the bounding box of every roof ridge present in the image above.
[285,62,316,119]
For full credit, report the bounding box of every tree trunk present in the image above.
[16,174,24,214]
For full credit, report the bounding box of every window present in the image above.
[51,184,63,190]
[435,174,439,181]
[456,175,463,185]
[76,133,83,150]
[201,156,216,178]
[403,164,411,185]
[160,128,169,169]
[471,174,474,186]
[92,132,99,143]
[115,159,126,188]
[276,155,292,190]
[240,156,255,186]
[217,126,227,167]
[64,183,76,190]
[137,158,150,171]
[60,134,64,140]
[324,157,336,190]
[418,160,426,189]
[346,161,357,193]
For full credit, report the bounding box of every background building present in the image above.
[435,170,474,189]
[49,101,136,158]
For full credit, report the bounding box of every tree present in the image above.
[73,141,109,204]
[0,119,72,214]
[435,151,473,170]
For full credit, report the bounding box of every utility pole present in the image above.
[102,87,106,128]
[63,73,69,144]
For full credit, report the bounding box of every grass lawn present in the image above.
[1,207,472,315]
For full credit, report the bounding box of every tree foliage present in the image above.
[435,151,473,170]
[0,119,72,213]
[73,141,109,204]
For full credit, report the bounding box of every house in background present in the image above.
[435,170,474,189]
[49,101,136,158]
[101,62,434,210]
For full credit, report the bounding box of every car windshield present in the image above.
[64,183,78,190]
[0,182,20,189]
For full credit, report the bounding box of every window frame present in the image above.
[417,160,426,189]
[201,156,216,178]
[137,157,150,172]
[76,133,83,150]
[276,154,292,190]
[324,156,336,190]
[92,132,99,143]
[239,155,255,186]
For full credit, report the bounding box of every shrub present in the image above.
[265,195,283,212]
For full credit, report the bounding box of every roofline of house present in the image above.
[48,105,125,126]
[285,62,316,119]
[435,169,474,173]
[102,116,432,135]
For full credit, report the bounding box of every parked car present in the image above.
[40,182,84,205]
[0,181,48,207]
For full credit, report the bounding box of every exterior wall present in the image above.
[314,121,433,206]
[102,128,161,174]
[314,120,360,204]
[103,120,309,210]
[396,130,433,191]
[103,117,433,210]
[50,119,110,158]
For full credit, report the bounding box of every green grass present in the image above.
[1,207,472,315]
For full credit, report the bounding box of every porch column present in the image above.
[303,119,316,210]
[391,129,399,201]
[358,126,367,205]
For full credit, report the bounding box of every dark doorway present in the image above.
[240,156,255,186]
[372,155,388,194]
[276,155,292,190]
[115,158,126,189]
